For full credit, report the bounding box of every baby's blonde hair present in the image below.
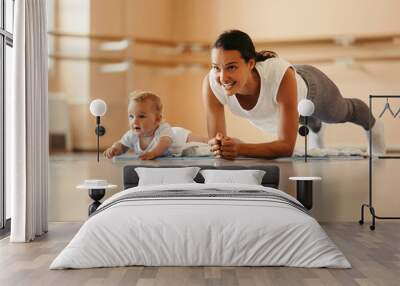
[128,91,163,115]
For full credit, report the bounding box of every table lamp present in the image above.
[297,99,315,162]
[89,99,107,162]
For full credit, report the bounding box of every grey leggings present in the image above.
[294,65,375,132]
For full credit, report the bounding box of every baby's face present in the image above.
[128,101,161,136]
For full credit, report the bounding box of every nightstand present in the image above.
[77,180,117,215]
[289,176,322,210]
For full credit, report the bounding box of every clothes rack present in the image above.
[359,95,400,230]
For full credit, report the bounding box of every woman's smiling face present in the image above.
[211,48,255,96]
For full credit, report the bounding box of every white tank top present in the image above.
[209,57,308,134]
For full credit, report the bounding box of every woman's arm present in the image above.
[201,74,226,138]
[220,68,299,159]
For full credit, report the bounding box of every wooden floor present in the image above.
[1,221,399,286]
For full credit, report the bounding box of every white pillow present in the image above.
[135,167,201,186]
[200,169,266,185]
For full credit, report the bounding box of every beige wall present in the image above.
[171,0,400,41]
[125,0,174,39]
[49,0,400,151]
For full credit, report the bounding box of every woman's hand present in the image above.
[209,132,223,158]
[220,136,238,160]
[209,133,238,160]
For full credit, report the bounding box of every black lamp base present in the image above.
[88,188,105,215]
[296,181,313,210]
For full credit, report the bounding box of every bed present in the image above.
[50,165,350,269]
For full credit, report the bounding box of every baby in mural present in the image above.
[104,91,208,160]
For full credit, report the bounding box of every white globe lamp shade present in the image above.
[298,99,315,117]
[90,99,107,117]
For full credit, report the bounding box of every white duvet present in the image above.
[50,183,351,269]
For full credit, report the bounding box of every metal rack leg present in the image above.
[359,204,367,225]
[359,203,376,230]
[359,202,400,230]
[370,207,376,231]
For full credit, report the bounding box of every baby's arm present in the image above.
[104,142,129,159]
[140,137,173,160]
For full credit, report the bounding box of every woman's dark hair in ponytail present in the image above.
[213,30,277,63]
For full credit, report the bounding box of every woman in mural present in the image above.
[203,29,385,159]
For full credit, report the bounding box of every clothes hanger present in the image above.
[394,105,400,118]
[378,98,396,118]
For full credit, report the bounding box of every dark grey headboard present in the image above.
[123,165,280,189]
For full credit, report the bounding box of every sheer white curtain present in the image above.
[8,0,49,242]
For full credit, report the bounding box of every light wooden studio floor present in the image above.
[1,222,399,286]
